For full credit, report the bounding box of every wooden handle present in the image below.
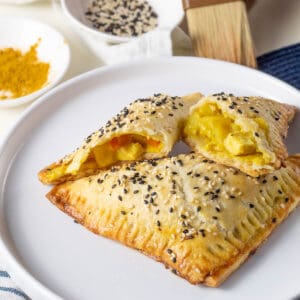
[184,0,257,68]
[183,0,241,9]
[183,0,255,9]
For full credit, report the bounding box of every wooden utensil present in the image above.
[183,0,257,68]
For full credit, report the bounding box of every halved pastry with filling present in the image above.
[39,93,202,185]
[183,94,296,176]
[47,153,300,286]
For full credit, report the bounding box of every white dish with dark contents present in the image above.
[0,57,300,300]
[61,0,184,43]
[0,17,70,108]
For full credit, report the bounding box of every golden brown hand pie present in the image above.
[47,153,300,286]
[183,93,296,176]
[38,93,202,185]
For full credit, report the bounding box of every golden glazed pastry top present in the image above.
[184,93,296,176]
[39,93,201,185]
[47,153,300,287]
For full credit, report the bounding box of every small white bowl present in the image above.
[0,17,70,109]
[61,0,184,44]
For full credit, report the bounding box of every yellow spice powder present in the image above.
[0,42,50,100]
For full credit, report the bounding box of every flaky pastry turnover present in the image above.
[47,153,300,286]
[183,94,296,176]
[39,93,201,185]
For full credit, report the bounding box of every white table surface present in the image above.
[0,0,299,144]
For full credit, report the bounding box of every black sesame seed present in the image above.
[144,200,149,204]
[255,132,260,137]
[183,229,189,234]
[120,211,126,215]
[204,176,210,181]
[262,179,267,184]
[199,229,206,237]
[285,197,289,202]
[237,109,242,114]
[212,216,218,220]
[181,214,187,219]
[272,217,277,223]
[156,175,163,180]
[249,203,255,208]
[134,190,139,194]
[169,207,174,213]
[230,195,236,199]
[215,207,221,212]
[273,175,278,181]
[118,195,123,201]
[211,194,219,200]
[177,160,183,166]
[157,220,161,227]
[172,257,177,263]
[167,248,172,254]
[197,206,201,212]
[155,209,160,215]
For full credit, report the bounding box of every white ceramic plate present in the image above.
[0,58,300,300]
[0,17,70,108]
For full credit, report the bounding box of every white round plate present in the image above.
[0,58,300,300]
[0,17,70,108]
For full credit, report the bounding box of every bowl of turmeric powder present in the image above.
[0,17,70,108]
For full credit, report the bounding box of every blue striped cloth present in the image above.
[0,43,299,300]
[257,43,300,89]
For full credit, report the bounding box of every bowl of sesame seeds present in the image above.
[61,0,184,44]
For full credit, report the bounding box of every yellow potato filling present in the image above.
[184,103,270,165]
[91,134,162,168]
[44,134,162,182]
